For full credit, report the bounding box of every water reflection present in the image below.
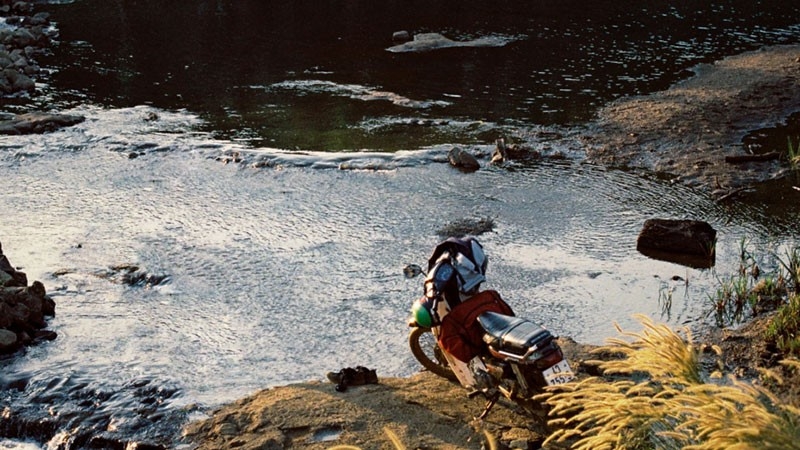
[36,0,800,151]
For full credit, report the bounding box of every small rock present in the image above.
[448,146,480,172]
[392,30,411,44]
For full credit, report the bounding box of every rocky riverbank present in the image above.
[0,242,57,355]
[0,0,56,96]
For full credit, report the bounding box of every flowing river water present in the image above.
[1,1,800,448]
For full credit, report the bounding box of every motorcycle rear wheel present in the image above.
[408,327,458,382]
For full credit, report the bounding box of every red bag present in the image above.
[438,290,514,362]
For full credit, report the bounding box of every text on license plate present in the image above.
[543,359,575,386]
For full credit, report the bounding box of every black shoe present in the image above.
[327,367,378,392]
[355,366,378,385]
[327,367,357,392]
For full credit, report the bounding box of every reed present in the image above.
[788,136,800,169]
[706,240,798,326]
[541,315,800,450]
[766,294,800,355]
[776,245,800,295]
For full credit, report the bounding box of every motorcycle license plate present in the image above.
[543,359,574,386]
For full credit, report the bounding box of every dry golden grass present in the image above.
[540,314,800,450]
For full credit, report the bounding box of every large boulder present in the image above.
[636,219,717,268]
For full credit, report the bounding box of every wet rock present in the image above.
[97,264,171,287]
[0,241,57,356]
[386,32,511,53]
[0,112,86,134]
[392,30,411,44]
[0,242,27,287]
[1,67,33,93]
[0,0,56,97]
[0,328,18,352]
[448,146,480,172]
[637,219,717,260]
[437,217,495,238]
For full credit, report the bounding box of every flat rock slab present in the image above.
[387,32,513,53]
[0,112,85,135]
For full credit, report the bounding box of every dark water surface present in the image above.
[1,0,800,448]
[35,0,800,150]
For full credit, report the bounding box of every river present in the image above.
[1,0,799,448]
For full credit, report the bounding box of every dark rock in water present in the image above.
[392,30,411,44]
[1,68,35,93]
[0,241,57,355]
[1,241,27,287]
[0,329,18,352]
[492,138,508,164]
[0,112,85,135]
[448,146,480,172]
[0,1,57,97]
[437,217,495,238]
[637,219,717,267]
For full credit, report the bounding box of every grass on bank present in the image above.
[539,314,800,450]
[707,239,800,327]
[788,136,800,169]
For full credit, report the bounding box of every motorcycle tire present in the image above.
[408,327,458,382]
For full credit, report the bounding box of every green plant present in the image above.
[659,284,674,320]
[707,274,756,326]
[788,136,800,169]
[707,240,796,326]
[775,245,800,295]
[766,294,800,356]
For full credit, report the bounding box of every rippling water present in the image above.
[2,0,800,448]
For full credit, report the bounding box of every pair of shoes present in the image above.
[326,366,378,392]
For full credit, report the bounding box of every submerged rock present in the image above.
[386,32,512,53]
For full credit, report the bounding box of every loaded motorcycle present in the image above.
[404,237,574,420]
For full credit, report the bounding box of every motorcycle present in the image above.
[404,262,575,421]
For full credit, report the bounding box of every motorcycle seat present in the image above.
[477,311,553,357]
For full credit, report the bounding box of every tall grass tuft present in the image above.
[766,293,800,355]
[788,136,800,169]
[540,315,800,450]
[776,245,800,295]
[706,239,796,326]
